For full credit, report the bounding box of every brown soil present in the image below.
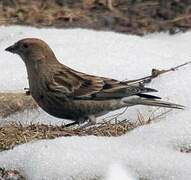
[0,0,191,35]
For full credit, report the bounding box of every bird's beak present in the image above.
[5,44,18,54]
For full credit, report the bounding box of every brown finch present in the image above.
[5,38,184,127]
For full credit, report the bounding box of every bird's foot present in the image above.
[63,121,79,128]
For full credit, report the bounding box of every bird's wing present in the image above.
[48,67,157,99]
[93,77,157,99]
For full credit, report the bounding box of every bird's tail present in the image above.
[122,95,184,109]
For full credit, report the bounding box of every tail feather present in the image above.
[138,99,184,109]
[123,96,184,110]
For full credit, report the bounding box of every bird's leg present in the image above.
[64,117,88,128]
[88,115,97,126]
[80,115,97,128]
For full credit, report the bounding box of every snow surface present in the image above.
[0,26,191,179]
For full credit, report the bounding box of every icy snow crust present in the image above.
[0,26,191,179]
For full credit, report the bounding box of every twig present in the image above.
[125,61,191,85]
[165,14,191,23]
[102,107,128,122]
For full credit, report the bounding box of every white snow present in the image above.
[105,163,138,180]
[0,26,191,179]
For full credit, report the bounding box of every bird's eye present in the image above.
[22,43,29,49]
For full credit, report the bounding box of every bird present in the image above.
[5,38,184,127]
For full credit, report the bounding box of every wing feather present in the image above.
[48,66,157,99]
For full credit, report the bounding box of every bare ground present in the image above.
[0,0,191,35]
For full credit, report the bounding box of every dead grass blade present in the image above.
[0,108,170,151]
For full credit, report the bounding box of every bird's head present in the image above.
[5,38,57,65]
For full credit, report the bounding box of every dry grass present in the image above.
[0,92,37,118]
[0,108,170,151]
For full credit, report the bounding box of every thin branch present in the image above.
[125,61,191,85]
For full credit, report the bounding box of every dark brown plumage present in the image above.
[5,38,184,126]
